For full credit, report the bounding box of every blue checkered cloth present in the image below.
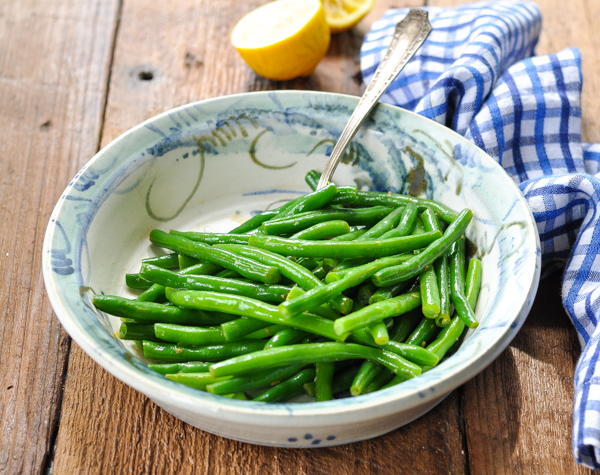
[360,1,600,468]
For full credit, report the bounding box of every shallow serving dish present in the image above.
[43,90,540,447]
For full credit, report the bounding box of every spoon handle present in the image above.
[317,9,432,190]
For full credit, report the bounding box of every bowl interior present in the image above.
[43,91,540,418]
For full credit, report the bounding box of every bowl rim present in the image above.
[42,89,541,425]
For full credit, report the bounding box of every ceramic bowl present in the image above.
[43,90,541,447]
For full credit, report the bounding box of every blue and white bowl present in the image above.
[42,91,540,447]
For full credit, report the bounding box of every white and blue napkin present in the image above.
[360,1,600,468]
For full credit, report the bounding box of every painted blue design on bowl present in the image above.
[304,433,313,440]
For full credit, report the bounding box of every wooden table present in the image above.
[2,1,599,473]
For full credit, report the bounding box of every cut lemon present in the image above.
[231,0,330,81]
[322,0,375,33]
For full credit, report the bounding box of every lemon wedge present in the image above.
[231,0,331,81]
[322,0,375,33]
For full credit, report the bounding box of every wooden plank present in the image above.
[51,1,467,473]
[0,0,120,473]
[427,0,598,471]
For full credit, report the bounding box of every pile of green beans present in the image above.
[92,170,482,403]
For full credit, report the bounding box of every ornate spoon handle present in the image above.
[317,9,432,189]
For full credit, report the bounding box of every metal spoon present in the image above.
[316,9,432,190]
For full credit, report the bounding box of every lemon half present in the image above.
[323,0,375,33]
[231,0,331,81]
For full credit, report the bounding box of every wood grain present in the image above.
[6,0,597,472]
[50,1,464,473]
[0,1,119,473]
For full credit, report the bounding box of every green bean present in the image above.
[93,294,230,325]
[165,372,229,390]
[371,209,473,287]
[274,183,338,218]
[154,324,227,346]
[223,393,248,400]
[216,244,320,288]
[138,261,223,303]
[169,231,251,245]
[166,289,343,341]
[139,264,290,303]
[222,318,270,341]
[312,265,328,280]
[125,273,153,290]
[248,231,440,260]
[390,311,421,342]
[427,258,482,360]
[420,266,441,318]
[260,206,393,235]
[148,361,210,374]
[465,257,482,309]
[413,221,425,235]
[435,255,452,326]
[149,230,280,284]
[449,238,478,328]
[333,292,421,335]
[141,253,180,269]
[420,208,440,233]
[358,207,405,240]
[253,368,316,402]
[355,282,376,309]
[229,209,279,233]
[305,170,320,190]
[331,190,458,223]
[179,261,222,276]
[178,253,199,269]
[290,220,351,240]
[380,204,418,238]
[331,229,366,241]
[215,269,239,278]
[118,322,156,341]
[304,170,358,203]
[142,340,265,362]
[350,328,439,366]
[405,318,439,346]
[315,362,335,401]
[350,361,381,396]
[209,342,422,379]
[137,284,166,302]
[142,252,179,269]
[383,341,439,366]
[215,244,352,314]
[285,286,340,320]
[324,254,414,283]
[369,282,409,304]
[368,322,390,345]
[364,368,394,393]
[332,365,360,394]
[281,253,419,317]
[293,257,320,270]
[264,328,308,349]
[451,237,467,284]
[245,324,286,339]
[206,364,304,395]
